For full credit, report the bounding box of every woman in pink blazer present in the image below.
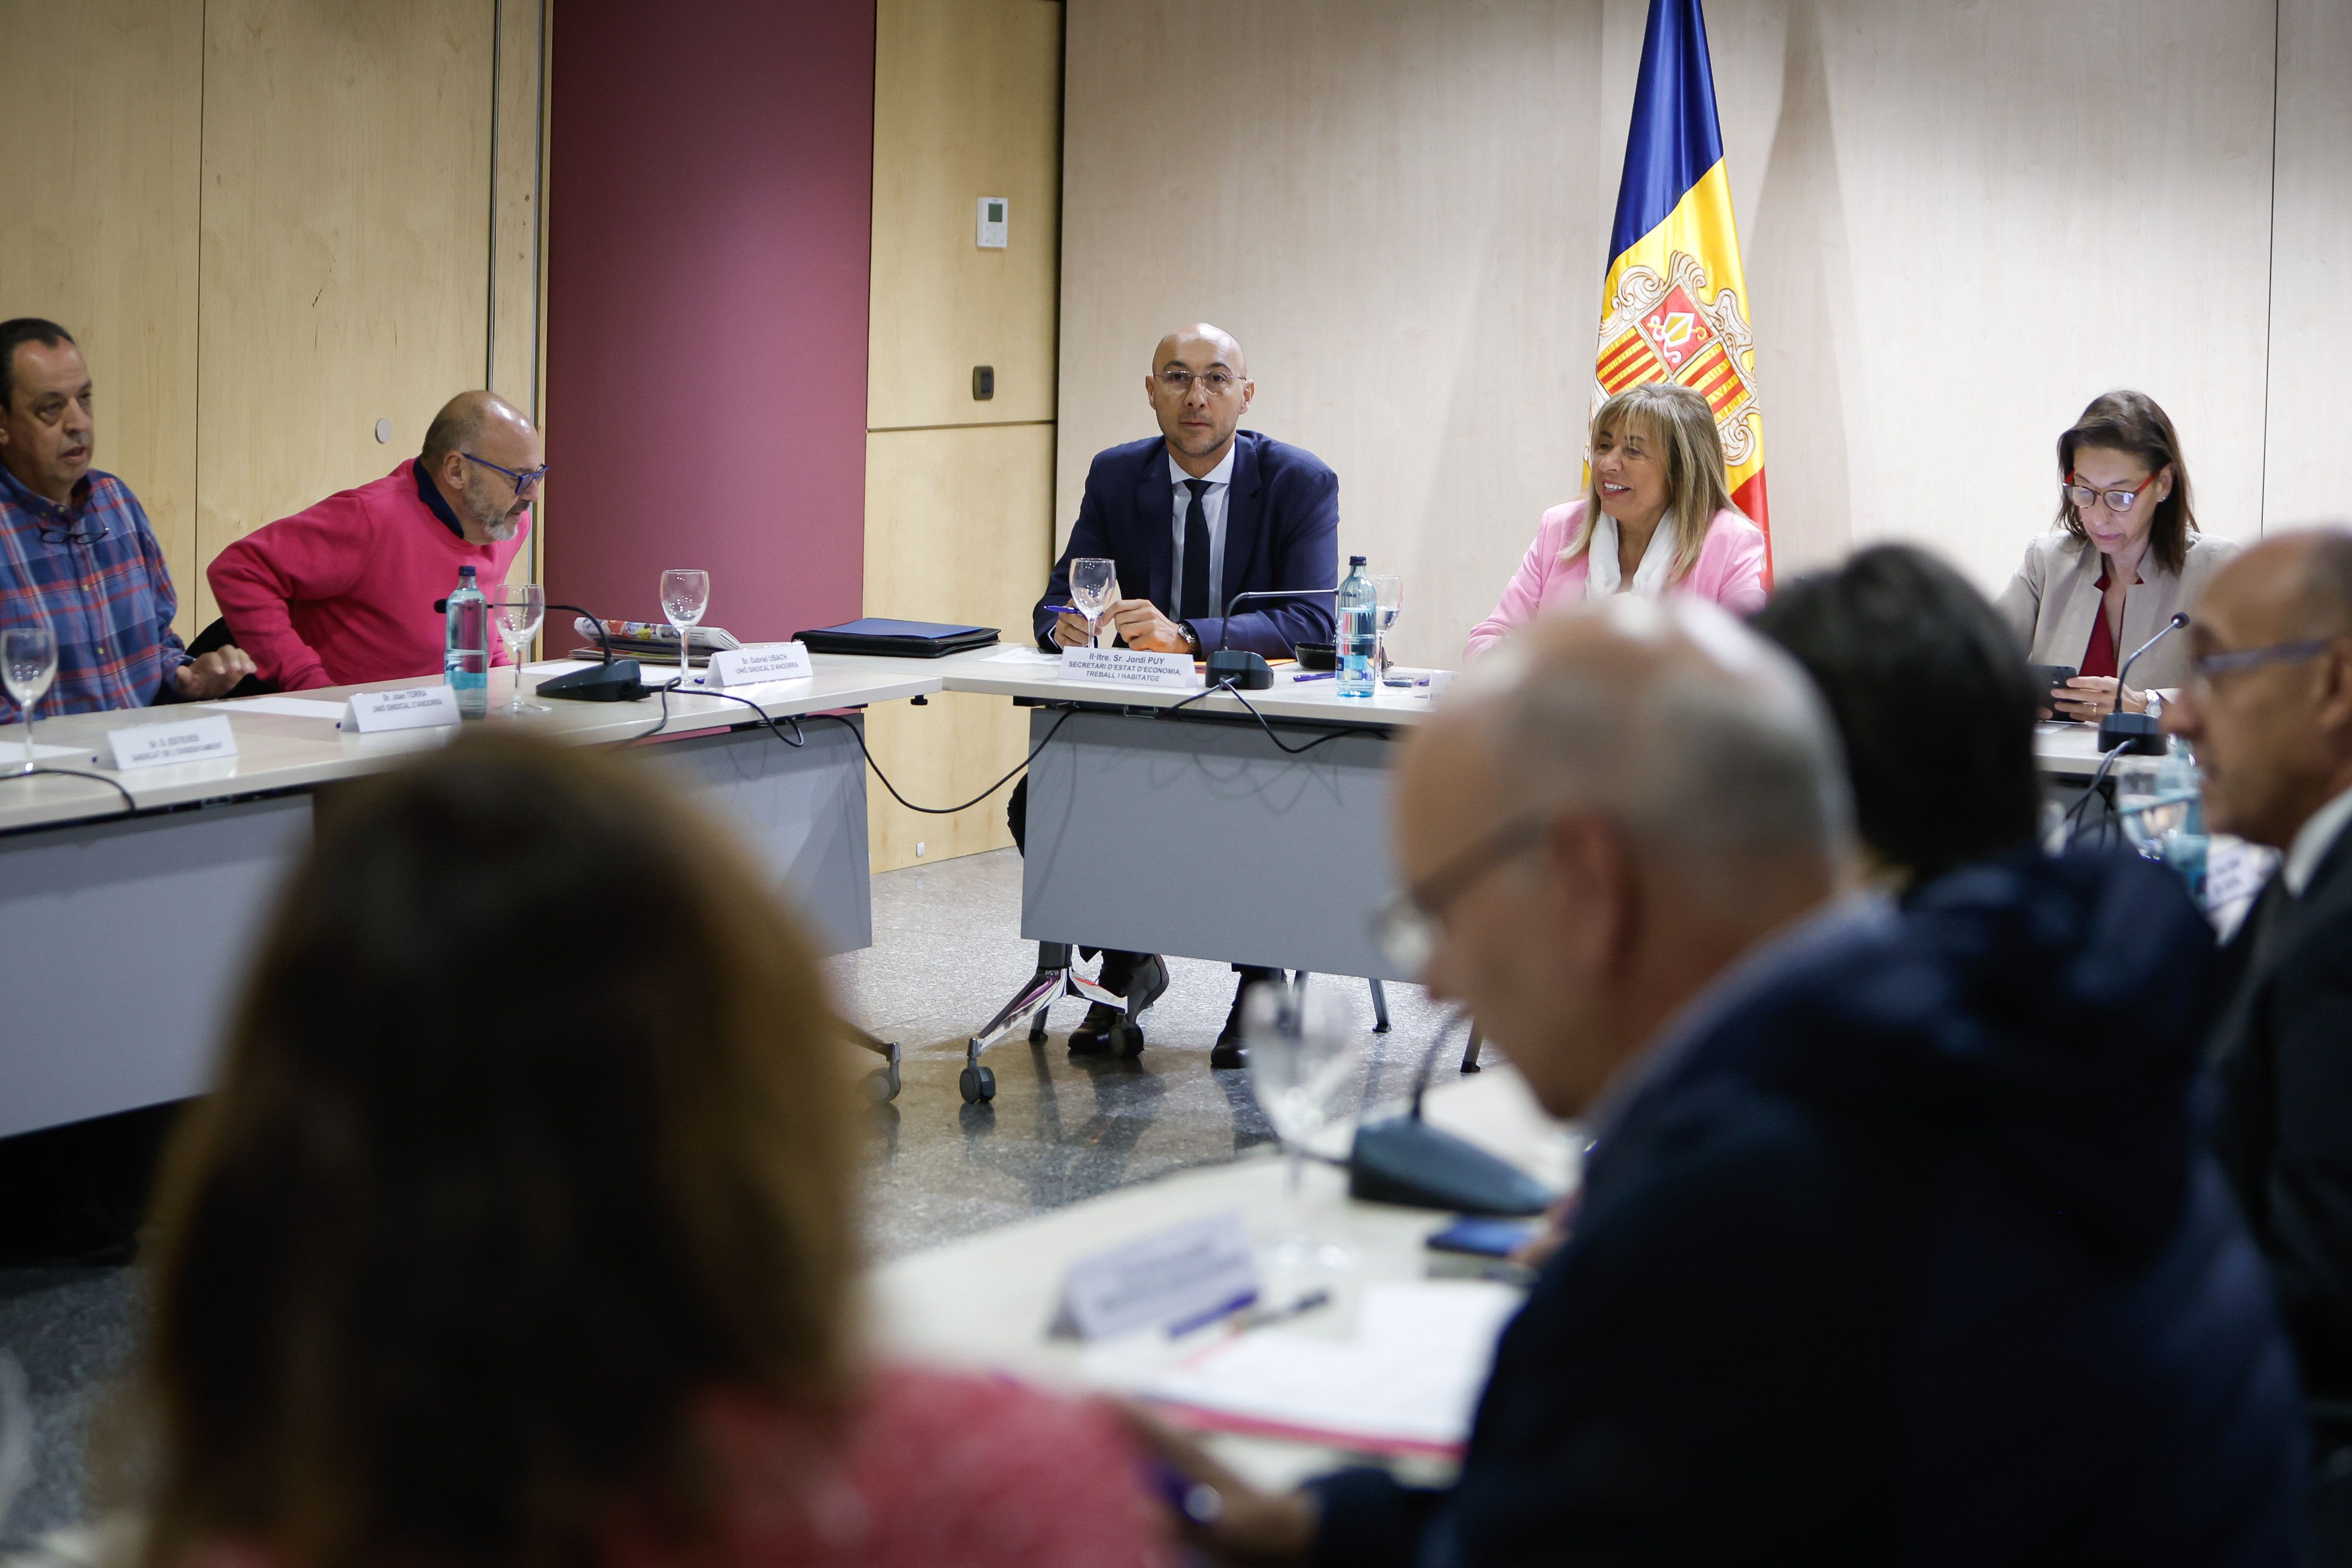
[1465,382,1768,659]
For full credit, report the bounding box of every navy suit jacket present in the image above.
[1313,852,2306,1568]
[1032,430,1338,658]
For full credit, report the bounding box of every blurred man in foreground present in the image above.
[1136,600,2304,1566]
[2165,526,2352,1560]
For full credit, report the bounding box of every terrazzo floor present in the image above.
[0,845,1463,1548]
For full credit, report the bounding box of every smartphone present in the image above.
[1426,1216,1540,1258]
[2030,664,2080,719]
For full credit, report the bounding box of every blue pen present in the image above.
[1039,603,1079,615]
[1165,1289,1257,1338]
[1292,671,1335,682]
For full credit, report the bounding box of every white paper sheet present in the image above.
[984,646,1064,667]
[1113,1280,1522,1452]
[204,697,347,720]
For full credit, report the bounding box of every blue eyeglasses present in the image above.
[462,453,549,494]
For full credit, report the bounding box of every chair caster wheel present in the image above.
[959,1064,997,1103]
[1109,1020,1145,1058]
[863,1042,902,1102]
[1028,1010,1049,1044]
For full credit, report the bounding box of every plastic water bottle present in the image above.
[1336,556,1377,700]
[2157,734,2209,908]
[444,565,489,719]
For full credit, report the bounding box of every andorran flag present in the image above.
[1595,0,1769,573]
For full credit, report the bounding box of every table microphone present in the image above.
[1347,1014,1554,1216]
[1206,588,1339,690]
[2098,612,2188,756]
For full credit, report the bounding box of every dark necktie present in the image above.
[1180,478,1212,622]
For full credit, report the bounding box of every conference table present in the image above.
[0,644,2159,1141]
[0,655,938,1140]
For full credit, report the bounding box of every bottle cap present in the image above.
[1349,554,1367,566]
[459,566,476,579]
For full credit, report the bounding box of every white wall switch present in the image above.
[976,195,1008,249]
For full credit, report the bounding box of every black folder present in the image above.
[793,618,1000,658]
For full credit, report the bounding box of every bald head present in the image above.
[1392,600,1854,1118]
[1145,324,1254,475]
[2163,525,2352,848]
[419,391,542,547]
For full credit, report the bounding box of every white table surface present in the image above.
[0,652,955,836]
[942,651,1438,729]
[867,1063,1575,1488]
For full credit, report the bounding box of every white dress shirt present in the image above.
[1168,444,1236,622]
[2283,782,2352,897]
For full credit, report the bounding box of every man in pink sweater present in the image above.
[209,391,538,691]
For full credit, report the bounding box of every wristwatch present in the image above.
[1180,622,1203,656]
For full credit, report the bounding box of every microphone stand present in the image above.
[1347,1012,1554,1216]
[2098,612,2188,755]
[1205,587,1340,690]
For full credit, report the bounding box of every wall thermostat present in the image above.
[976,196,1008,249]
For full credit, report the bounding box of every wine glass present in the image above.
[659,569,711,688]
[1244,978,1363,1285]
[493,583,547,713]
[1370,574,1403,674]
[1069,558,1116,648]
[3,624,59,775]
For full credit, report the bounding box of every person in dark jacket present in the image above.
[2164,525,2352,1557]
[1133,599,2307,1567]
[1751,542,2045,892]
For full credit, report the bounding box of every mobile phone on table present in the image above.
[1426,1216,1539,1258]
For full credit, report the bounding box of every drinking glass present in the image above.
[1245,979,1363,1283]
[659,569,711,688]
[1370,574,1403,674]
[1069,557,1117,648]
[2,624,58,775]
[493,583,548,712]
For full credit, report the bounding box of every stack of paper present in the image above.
[1125,1281,1522,1457]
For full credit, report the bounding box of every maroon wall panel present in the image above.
[547,1,874,643]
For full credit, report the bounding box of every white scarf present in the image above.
[1583,512,1678,601]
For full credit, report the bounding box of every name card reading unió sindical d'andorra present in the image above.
[339,685,462,734]
[101,714,239,772]
[1060,645,1204,690]
[1048,1208,1259,1340]
[704,641,814,688]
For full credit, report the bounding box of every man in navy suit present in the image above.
[1010,324,1339,1069]
[1132,602,2306,1566]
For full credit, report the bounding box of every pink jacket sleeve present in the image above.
[1707,512,1769,616]
[1465,503,1580,660]
[206,492,375,692]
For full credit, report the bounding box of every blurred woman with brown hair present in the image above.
[132,733,1170,1568]
[1998,389,2239,720]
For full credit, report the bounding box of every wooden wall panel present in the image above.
[0,0,203,633]
[866,0,1063,871]
[491,0,551,589]
[2263,0,2352,529]
[194,0,496,629]
[869,0,1064,429]
[863,423,1054,869]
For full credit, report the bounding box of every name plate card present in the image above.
[339,685,462,734]
[1060,645,1204,690]
[101,714,238,772]
[705,641,813,688]
[1049,1210,1259,1341]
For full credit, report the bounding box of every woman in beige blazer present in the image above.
[1996,390,2237,719]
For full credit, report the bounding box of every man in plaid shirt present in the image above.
[0,319,253,720]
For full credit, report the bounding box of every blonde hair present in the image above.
[1561,382,1742,585]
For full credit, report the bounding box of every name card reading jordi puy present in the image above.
[1060,645,1204,690]
[100,714,238,772]
[339,685,462,734]
[704,641,814,688]
[1050,1209,1258,1341]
